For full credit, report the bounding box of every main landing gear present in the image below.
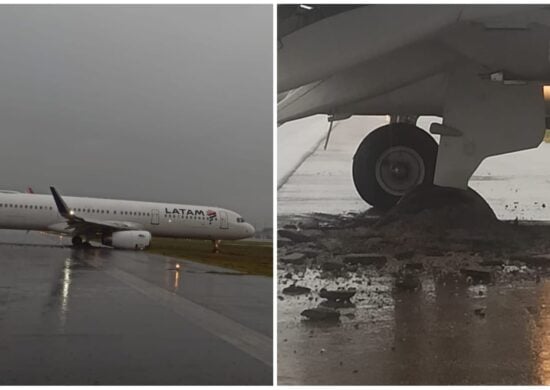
[352,123,438,210]
[71,236,92,248]
[72,236,83,247]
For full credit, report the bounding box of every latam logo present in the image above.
[165,208,205,216]
[207,209,217,221]
[164,208,218,221]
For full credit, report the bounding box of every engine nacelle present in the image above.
[103,230,152,250]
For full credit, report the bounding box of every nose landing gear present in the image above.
[212,239,221,253]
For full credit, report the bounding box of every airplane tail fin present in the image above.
[50,186,71,218]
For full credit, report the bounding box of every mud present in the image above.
[278,209,550,385]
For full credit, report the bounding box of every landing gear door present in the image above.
[151,209,160,225]
[220,211,229,229]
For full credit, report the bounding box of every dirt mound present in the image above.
[377,184,498,233]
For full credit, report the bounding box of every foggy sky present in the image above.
[0,5,273,230]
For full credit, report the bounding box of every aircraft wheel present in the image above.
[72,236,83,246]
[352,123,438,209]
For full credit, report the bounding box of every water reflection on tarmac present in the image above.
[279,269,550,385]
[0,231,272,385]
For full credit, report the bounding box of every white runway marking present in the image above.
[100,265,272,367]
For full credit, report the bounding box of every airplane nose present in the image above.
[246,223,255,236]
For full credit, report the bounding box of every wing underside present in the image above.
[277,5,550,123]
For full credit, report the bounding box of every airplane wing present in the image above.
[278,5,550,206]
[277,4,550,123]
[50,186,143,237]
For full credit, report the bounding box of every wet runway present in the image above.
[0,231,272,385]
[279,266,550,385]
[278,116,550,385]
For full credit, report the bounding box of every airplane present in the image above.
[278,5,550,209]
[0,186,255,250]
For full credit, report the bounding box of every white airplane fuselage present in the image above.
[0,191,255,242]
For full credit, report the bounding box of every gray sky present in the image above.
[0,5,273,230]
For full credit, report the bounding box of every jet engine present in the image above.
[103,230,152,250]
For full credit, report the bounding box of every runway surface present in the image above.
[278,116,550,385]
[0,231,272,385]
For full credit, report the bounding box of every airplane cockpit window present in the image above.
[237,217,245,223]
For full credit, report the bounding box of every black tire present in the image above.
[352,123,438,210]
[72,236,83,246]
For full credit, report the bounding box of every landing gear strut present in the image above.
[352,123,438,209]
[212,239,221,253]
